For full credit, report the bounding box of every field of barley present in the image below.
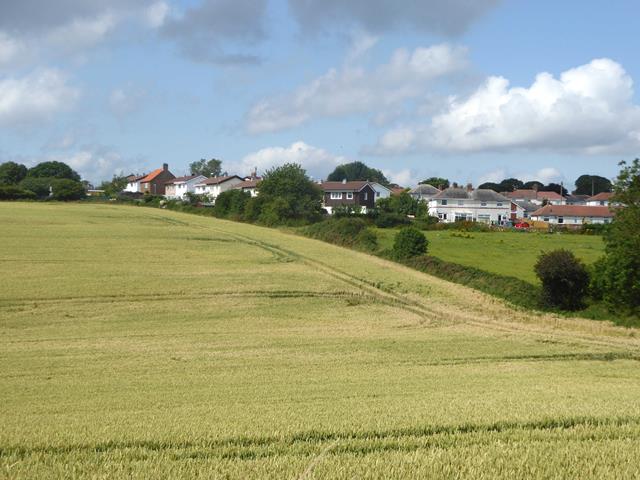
[1,203,639,479]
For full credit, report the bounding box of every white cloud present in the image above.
[233,141,348,180]
[0,32,24,68]
[478,167,562,185]
[109,85,147,118]
[372,58,640,155]
[383,168,413,186]
[46,13,117,52]
[50,145,147,183]
[144,1,170,28]
[247,43,468,133]
[0,69,80,127]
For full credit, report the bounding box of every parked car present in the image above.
[514,221,530,229]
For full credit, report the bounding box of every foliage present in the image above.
[255,163,323,225]
[573,175,612,196]
[304,217,377,251]
[376,192,418,217]
[50,179,87,201]
[0,161,28,185]
[19,177,54,198]
[540,182,568,196]
[213,189,251,218]
[27,161,81,181]
[419,177,449,189]
[182,192,209,206]
[99,175,128,197]
[0,185,37,200]
[591,159,640,315]
[534,250,590,310]
[189,158,222,177]
[479,178,524,192]
[392,226,428,259]
[327,161,389,186]
[374,212,410,228]
[523,180,544,190]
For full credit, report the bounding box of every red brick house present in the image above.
[139,164,175,195]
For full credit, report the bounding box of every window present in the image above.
[441,199,448,205]
[543,217,549,222]
[458,200,464,206]
[477,214,491,223]
[330,192,342,200]
[438,213,447,220]
[558,217,564,224]
[346,192,354,200]
[364,192,368,200]
[481,202,487,206]
[376,191,380,197]
[497,202,503,207]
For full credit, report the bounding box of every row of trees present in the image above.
[0,161,86,200]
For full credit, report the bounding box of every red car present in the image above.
[514,222,530,229]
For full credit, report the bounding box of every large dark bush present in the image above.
[213,189,251,218]
[0,162,28,185]
[534,250,590,310]
[51,179,86,200]
[19,177,54,198]
[0,185,37,200]
[27,161,81,181]
[392,227,428,259]
[305,217,377,251]
[374,212,410,228]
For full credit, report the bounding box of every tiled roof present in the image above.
[587,192,614,201]
[235,179,260,189]
[434,188,510,202]
[531,205,614,218]
[508,189,564,201]
[198,175,242,186]
[409,184,441,196]
[321,181,370,192]
[139,168,169,183]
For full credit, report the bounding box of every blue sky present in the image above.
[1,0,639,188]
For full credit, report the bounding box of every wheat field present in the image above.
[1,203,639,479]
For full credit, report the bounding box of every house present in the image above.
[164,175,208,200]
[194,175,243,201]
[124,174,146,193]
[530,205,614,225]
[565,194,589,205]
[586,192,614,206]
[233,178,261,197]
[139,164,175,195]
[320,180,377,214]
[506,188,565,205]
[409,184,441,203]
[370,182,392,201]
[517,200,540,219]
[428,185,514,224]
[389,185,407,196]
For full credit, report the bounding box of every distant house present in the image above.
[124,174,146,193]
[409,184,441,203]
[586,192,614,206]
[507,189,565,205]
[164,175,208,200]
[389,185,407,196]
[428,186,515,224]
[565,194,589,205]
[139,164,175,195]
[530,205,614,225]
[517,200,540,219]
[320,180,377,214]
[233,177,261,197]
[194,175,243,201]
[370,182,392,201]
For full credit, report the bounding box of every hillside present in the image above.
[1,203,639,479]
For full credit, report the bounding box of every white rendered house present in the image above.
[194,175,244,202]
[530,205,614,225]
[428,187,515,224]
[164,175,208,200]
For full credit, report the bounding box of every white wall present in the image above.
[428,199,512,224]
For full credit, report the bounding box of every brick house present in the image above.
[320,180,377,214]
[139,164,175,195]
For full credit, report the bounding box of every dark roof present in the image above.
[508,189,564,201]
[565,194,589,204]
[531,205,614,218]
[409,184,441,196]
[198,175,243,186]
[321,181,371,192]
[434,188,510,202]
[235,179,260,189]
[588,192,614,201]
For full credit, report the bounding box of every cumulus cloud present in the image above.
[0,69,80,127]
[372,58,640,155]
[287,0,500,36]
[231,141,348,180]
[247,43,468,133]
[161,0,267,65]
[109,85,147,118]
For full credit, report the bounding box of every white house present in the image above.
[369,182,392,201]
[428,186,516,224]
[409,184,441,203]
[586,192,614,206]
[164,175,208,200]
[124,174,146,193]
[194,175,243,201]
[530,205,614,225]
[233,178,261,197]
[507,189,565,205]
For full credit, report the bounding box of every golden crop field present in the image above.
[1,203,639,479]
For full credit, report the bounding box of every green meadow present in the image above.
[375,228,605,284]
[1,203,639,479]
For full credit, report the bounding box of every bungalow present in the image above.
[530,205,614,225]
[428,186,515,224]
[164,175,208,200]
[409,184,441,203]
[194,175,243,201]
[139,164,175,195]
[320,180,376,214]
[586,192,614,206]
[124,174,146,193]
[565,194,589,205]
[370,182,392,201]
[506,188,565,205]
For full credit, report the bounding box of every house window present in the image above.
[330,192,342,200]
[477,214,491,223]
[558,217,564,224]
[543,217,549,222]
[481,202,487,206]
[438,213,447,220]
[346,192,354,199]
[497,202,503,207]
[458,200,464,206]
[441,199,448,205]
[364,192,368,200]
[376,192,380,197]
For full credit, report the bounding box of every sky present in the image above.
[1,0,639,188]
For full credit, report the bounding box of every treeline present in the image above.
[477,175,612,196]
[0,161,86,200]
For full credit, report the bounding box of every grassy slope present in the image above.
[1,203,639,479]
[376,228,604,284]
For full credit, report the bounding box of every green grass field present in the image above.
[1,203,639,479]
[375,228,605,284]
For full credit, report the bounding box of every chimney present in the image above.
[342,178,347,184]
[466,183,473,192]
[163,163,168,171]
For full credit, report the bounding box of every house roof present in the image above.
[508,189,564,201]
[235,179,260,189]
[565,194,589,204]
[197,175,243,186]
[139,168,165,183]
[409,184,441,196]
[434,187,510,202]
[516,200,540,212]
[321,181,371,192]
[165,175,203,185]
[587,191,614,201]
[531,205,614,218]
[127,174,146,182]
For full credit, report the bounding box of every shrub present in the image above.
[0,185,37,200]
[50,179,86,201]
[27,161,81,181]
[0,162,28,185]
[19,177,54,198]
[374,212,410,228]
[213,190,251,219]
[305,217,378,252]
[392,227,428,259]
[534,250,590,310]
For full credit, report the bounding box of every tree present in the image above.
[99,175,128,197]
[523,180,544,190]
[19,177,54,198]
[540,183,568,196]
[0,162,28,185]
[393,227,428,259]
[27,161,80,181]
[50,179,86,201]
[419,177,449,189]
[591,159,640,315]
[327,161,389,186]
[255,163,323,225]
[534,250,590,310]
[478,182,502,192]
[499,178,524,192]
[213,189,251,218]
[190,158,222,177]
[376,192,418,216]
[573,174,612,196]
